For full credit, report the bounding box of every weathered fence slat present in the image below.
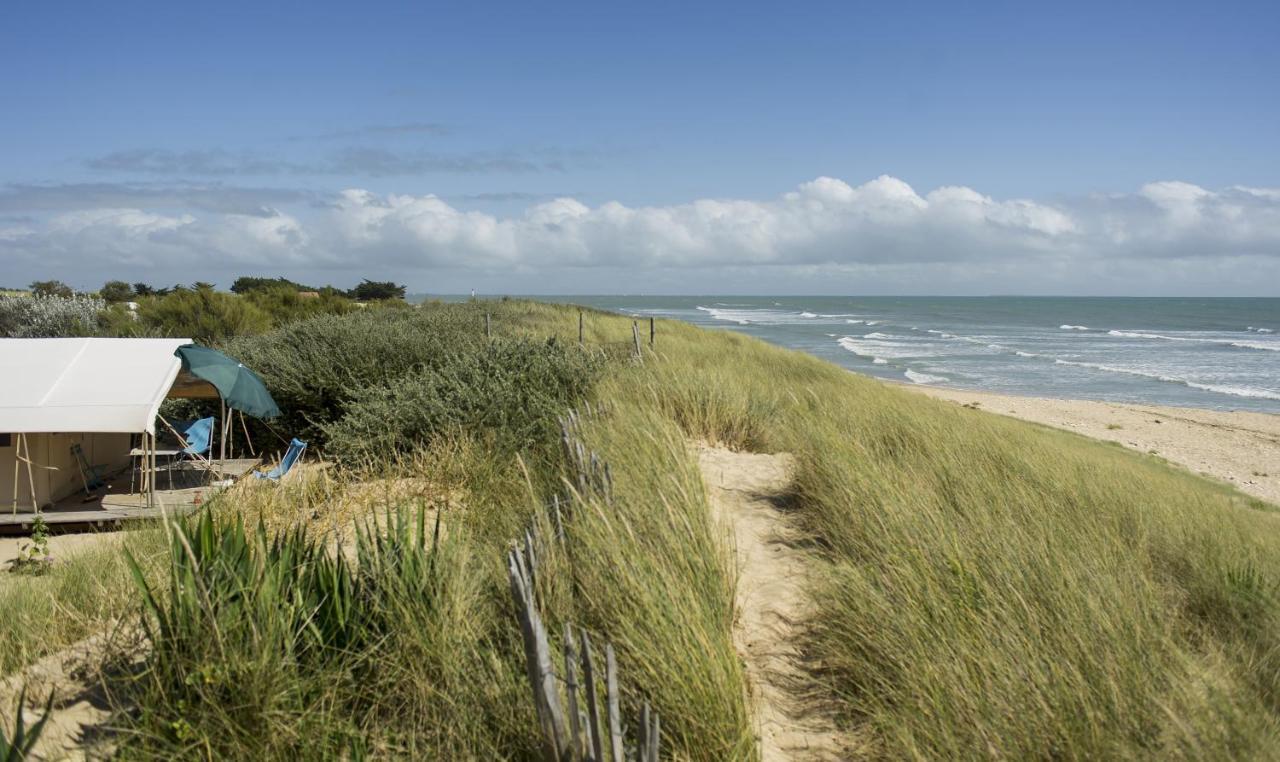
[606,645,623,760]
[582,629,605,762]
[509,525,659,761]
[508,546,569,759]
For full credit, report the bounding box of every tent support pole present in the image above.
[11,437,18,514]
[149,433,157,512]
[239,410,256,458]
[21,434,38,515]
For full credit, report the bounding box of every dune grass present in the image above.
[4,299,1279,759]
[537,304,1280,759]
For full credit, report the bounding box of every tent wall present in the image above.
[1,432,132,512]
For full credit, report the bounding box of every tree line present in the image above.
[26,277,407,303]
[4,276,414,342]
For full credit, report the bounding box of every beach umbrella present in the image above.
[174,344,281,419]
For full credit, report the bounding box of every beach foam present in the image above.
[1060,325,1090,331]
[905,369,949,384]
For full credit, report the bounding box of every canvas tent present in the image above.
[0,338,200,511]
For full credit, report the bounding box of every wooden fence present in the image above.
[483,311,656,362]
[505,404,660,761]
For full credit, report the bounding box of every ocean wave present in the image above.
[1060,324,1090,331]
[1248,326,1273,333]
[863,331,895,340]
[1014,350,1040,358]
[800,311,818,318]
[872,357,888,365]
[837,336,929,360]
[696,305,816,326]
[905,370,949,384]
[845,319,865,324]
[1052,359,1280,400]
[1107,329,1280,352]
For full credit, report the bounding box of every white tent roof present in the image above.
[0,338,192,434]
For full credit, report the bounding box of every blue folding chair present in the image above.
[181,417,215,458]
[254,438,307,481]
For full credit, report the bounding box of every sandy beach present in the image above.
[904,385,1280,507]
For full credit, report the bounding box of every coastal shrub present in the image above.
[0,294,104,337]
[321,337,602,466]
[243,285,355,325]
[223,305,495,446]
[134,287,272,341]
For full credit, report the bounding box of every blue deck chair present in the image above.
[180,417,215,458]
[254,438,307,481]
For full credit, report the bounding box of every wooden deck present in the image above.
[0,458,261,533]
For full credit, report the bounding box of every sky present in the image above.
[2,1,1278,295]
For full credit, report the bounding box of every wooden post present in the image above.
[578,310,584,345]
[21,434,38,514]
[11,434,19,514]
[649,317,655,348]
[239,410,257,458]
[485,313,492,338]
[632,321,642,361]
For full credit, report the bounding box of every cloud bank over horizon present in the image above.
[2,175,1279,294]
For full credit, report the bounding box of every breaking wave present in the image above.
[1108,330,1280,352]
[905,370,949,385]
[1052,359,1280,400]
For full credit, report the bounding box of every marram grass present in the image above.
[4,299,1279,759]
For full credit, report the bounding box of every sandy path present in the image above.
[0,627,138,761]
[0,531,121,567]
[904,385,1280,506]
[697,444,846,761]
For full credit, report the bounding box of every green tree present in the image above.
[100,280,135,303]
[230,276,315,294]
[349,279,406,301]
[133,282,156,297]
[29,280,73,298]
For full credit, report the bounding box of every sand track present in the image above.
[697,444,846,761]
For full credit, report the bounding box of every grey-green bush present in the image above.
[0,294,104,338]
[321,336,601,466]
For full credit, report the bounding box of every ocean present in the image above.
[549,297,1280,413]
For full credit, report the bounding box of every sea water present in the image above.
[550,296,1280,413]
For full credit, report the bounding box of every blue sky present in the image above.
[2,1,1279,294]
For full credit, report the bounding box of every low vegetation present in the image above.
[3,299,1279,760]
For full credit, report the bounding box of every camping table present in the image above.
[129,446,182,492]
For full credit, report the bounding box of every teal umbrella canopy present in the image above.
[175,344,281,419]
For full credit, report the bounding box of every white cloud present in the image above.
[3,176,1279,287]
